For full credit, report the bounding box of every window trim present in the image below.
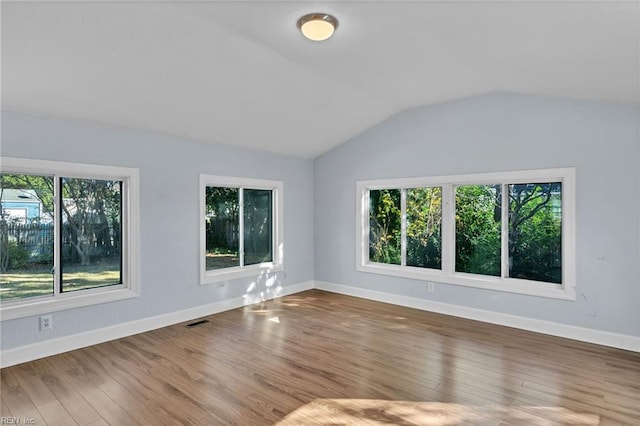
[0,157,140,320]
[357,168,576,300]
[199,174,284,285]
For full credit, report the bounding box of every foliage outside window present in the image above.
[0,157,138,320]
[369,187,442,269]
[369,189,401,265]
[455,185,501,277]
[508,183,562,284]
[200,175,282,284]
[357,168,574,300]
[406,187,442,269]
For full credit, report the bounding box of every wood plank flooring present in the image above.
[1,290,639,425]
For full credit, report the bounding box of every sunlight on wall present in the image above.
[243,269,285,305]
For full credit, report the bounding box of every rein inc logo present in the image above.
[1,418,35,425]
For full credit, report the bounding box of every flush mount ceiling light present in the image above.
[297,13,338,41]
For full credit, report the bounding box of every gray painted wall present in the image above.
[0,110,315,350]
[314,93,640,337]
[2,92,638,352]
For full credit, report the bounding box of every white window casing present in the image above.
[0,157,140,320]
[357,168,576,300]
[199,174,284,285]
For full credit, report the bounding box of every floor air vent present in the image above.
[186,319,210,328]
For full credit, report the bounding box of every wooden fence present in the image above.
[1,222,120,263]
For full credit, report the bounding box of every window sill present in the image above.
[0,287,139,321]
[201,263,283,285]
[357,262,575,300]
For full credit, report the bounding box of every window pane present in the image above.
[205,187,240,270]
[455,184,501,276]
[0,174,55,301]
[369,189,401,265]
[406,187,442,269]
[243,189,273,266]
[509,183,562,284]
[61,178,122,292]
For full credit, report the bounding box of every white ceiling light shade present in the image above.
[297,13,339,41]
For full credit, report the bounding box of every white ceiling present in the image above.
[2,1,639,158]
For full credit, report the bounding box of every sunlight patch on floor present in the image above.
[277,399,599,425]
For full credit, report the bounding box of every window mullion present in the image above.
[362,188,370,264]
[441,184,454,274]
[501,183,509,279]
[239,188,245,267]
[271,188,277,265]
[400,188,407,267]
[54,176,61,296]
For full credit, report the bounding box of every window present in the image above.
[369,187,442,269]
[0,157,139,320]
[200,175,283,284]
[455,184,501,277]
[357,168,575,300]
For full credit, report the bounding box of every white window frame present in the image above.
[0,157,140,320]
[200,174,284,284]
[357,168,576,300]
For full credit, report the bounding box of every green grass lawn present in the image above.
[206,252,240,269]
[0,264,121,301]
[205,251,272,270]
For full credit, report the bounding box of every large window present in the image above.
[357,168,575,299]
[200,175,283,284]
[0,157,139,320]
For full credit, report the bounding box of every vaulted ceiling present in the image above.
[2,1,638,158]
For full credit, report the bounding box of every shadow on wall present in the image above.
[243,269,285,305]
[276,399,599,425]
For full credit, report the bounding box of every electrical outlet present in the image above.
[40,315,53,331]
[427,282,435,293]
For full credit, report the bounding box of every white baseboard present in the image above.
[314,281,640,353]
[0,281,313,368]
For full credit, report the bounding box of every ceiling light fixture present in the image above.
[297,13,338,41]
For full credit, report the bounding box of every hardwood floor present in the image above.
[1,290,639,425]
